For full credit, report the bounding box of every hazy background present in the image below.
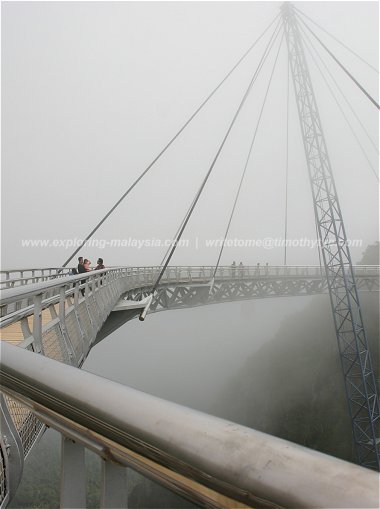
[2,1,379,269]
[84,296,312,409]
[3,3,379,507]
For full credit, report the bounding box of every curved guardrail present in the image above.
[0,265,379,506]
[0,268,74,289]
[2,264,379,291]
[2,342,379,509]
[0,267,132,506]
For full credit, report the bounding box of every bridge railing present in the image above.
[156,264,379,283]
[0,268,74,289]
[0,267,136,506]
[1,341,379,509]
[2,265,379,292]
[0,264,379,507]
[2,265,378,326]
[0,268,133,343]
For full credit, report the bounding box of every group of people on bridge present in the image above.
[72,257,106,296]
[76,256,105,274]
[231,261,245,276]
[231,261,270,277]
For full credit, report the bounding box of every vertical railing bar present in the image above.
[60,437,86,509]
[32,294,43,354]
[100,460,127,508]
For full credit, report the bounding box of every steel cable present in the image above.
[151,21,283,293]
[299,23,379,181]
[62,13,280,268]
[293,5,379,74]
[284,55,289,267]
[298,15,379,110]
[296,13,379,155]
[211,30,285,280]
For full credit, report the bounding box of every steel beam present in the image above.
[281,1,380,469]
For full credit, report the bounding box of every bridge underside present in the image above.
[95,274,378,344]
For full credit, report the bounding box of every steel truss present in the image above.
[124,273,378,313]
[282,2,379,469]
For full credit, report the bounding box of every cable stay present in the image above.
[61,12,280,269]
[148,21,284,297]
[296,13,379,110]
[284,56,289,267]
[299,24,379,181]
[298,21,379,156]
[138,193,200,308]
[158,192,199,268]
[211,31,285,286]
[293,5,379,74]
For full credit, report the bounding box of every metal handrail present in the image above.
[0,268,123,305]
[1,265,378,328]
[1,341,379,509]
[0,264,134,506]
[0,265,379,506]
[2,265,379,298]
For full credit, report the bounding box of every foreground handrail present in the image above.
[1,342,378,509]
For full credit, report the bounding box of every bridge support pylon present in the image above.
[281,1,380,470]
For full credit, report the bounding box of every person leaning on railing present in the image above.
[95,258,105,285]
[77,259,91,296]
[83,259,91,271]
[95,258,105,270]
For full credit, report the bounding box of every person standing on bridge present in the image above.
[95,258,105,270]
[77,256,84,272]
[95,258,105,285]
[79,259,91,296]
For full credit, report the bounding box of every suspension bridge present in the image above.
[1,3,379,508]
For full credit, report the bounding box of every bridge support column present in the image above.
[100,459,127,508]
[282,1,380,470]
[60,437,86,508]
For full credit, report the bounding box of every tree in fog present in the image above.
[213,243,379,463]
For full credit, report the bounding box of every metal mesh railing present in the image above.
[0,268,132,507]
[0,265,379,507]
[42,324,69,363]
[3,396,43,458]
[78,302,95,339]
[0,441,7,507]
[65,312,83,362]
[18,413,44,458]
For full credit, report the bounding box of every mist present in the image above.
[2,1,378,269]
[83,296,311,411]
[3,1,379,507]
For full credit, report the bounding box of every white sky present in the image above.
[2,1,379,268]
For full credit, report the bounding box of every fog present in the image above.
[2,1,378,269]
[2,2,379,506]
[3,0,378,417]
[83,296,312,410]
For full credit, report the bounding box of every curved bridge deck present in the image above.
[1,265,378,345]
[0,265,379,507]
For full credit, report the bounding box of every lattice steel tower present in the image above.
[281,2,379,469]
